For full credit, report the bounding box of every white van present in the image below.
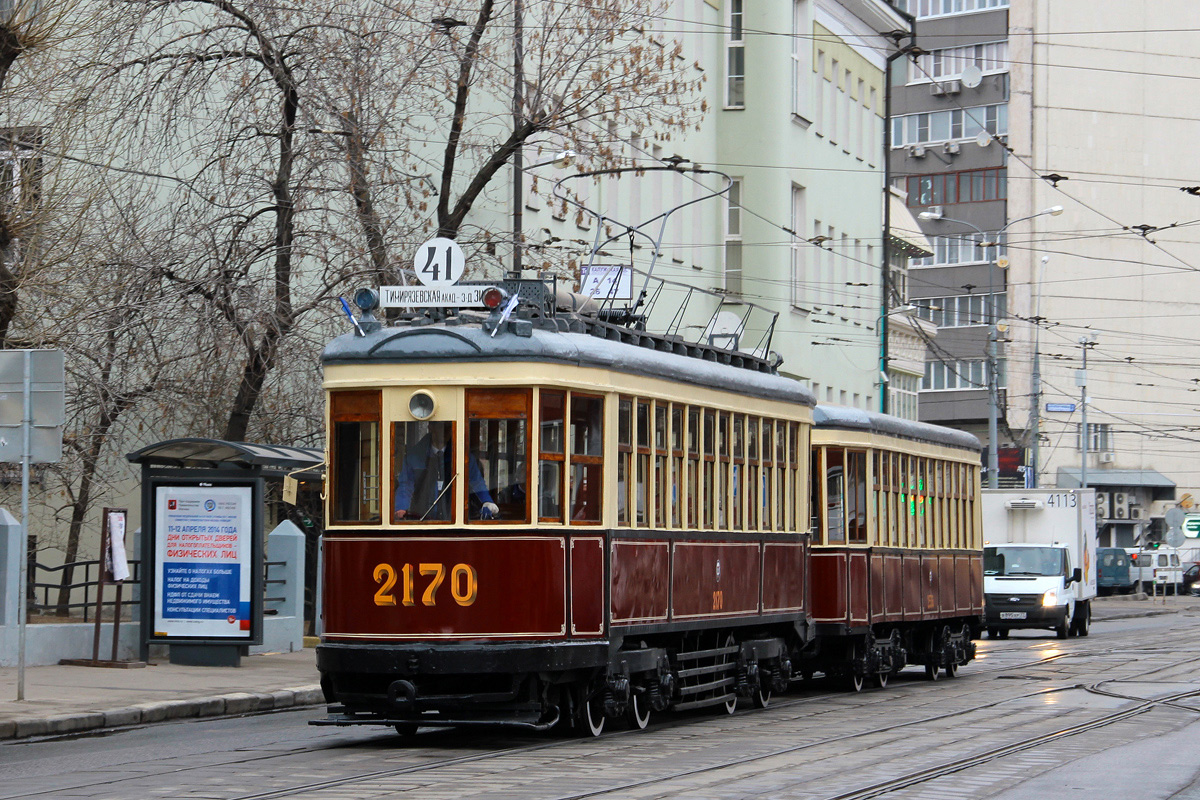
[1125,547,1183,593]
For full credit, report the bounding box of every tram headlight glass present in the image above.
[482,286,508,309]
[1041,589,1058,607]
[409,391,436,420]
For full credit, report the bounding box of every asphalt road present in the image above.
[4,610,1200,800]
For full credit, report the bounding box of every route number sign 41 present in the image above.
[414,237,465,286]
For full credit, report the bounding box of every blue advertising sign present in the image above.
[154,485,253,638]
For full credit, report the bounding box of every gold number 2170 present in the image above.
[373,562,478,607]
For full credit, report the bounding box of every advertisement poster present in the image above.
[154,485,253,639]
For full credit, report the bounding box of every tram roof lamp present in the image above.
[354,287,379,312]
[482,286,508,310]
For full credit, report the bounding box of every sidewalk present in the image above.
[0,645,322,741]
[2,596,1194,743]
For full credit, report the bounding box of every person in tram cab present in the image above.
[394,421,499,522]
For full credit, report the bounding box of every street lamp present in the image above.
[917,206,1064,488]
[510,149,576,279]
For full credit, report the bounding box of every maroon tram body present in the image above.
[313,301,982,735]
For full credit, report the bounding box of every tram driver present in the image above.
[394,421,499,522]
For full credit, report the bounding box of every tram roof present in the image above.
[322,325,816,407]
[812,405,982,452]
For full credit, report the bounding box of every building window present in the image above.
[923,359,1002,391]
[790,184,806,309]
[904,168,1007,206]
[792,0,808,118]
[893,0,1008,20]
[726,0,745,108]
[892,104,1008,147]
[889,372,921,421]
[909,233,1007,267]
[912,41,1008,82]
[914,293,1006,328]
[724,178,743,296]
[1077,423,1112,453]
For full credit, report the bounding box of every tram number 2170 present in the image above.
[373,562,479,607]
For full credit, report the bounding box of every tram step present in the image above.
[673,692,738,712]
[677,675,736,696]
[674,645,739,662]
[677,662,736,680]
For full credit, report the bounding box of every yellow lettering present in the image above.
[373,563,397,606]
[420,563,446,606]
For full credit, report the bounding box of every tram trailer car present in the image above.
[313,286,984,736]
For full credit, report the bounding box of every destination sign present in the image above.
[379,285,487,308]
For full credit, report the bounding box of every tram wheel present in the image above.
[875,670,889,689]
[393,723,418,737]
[944,659,958,678]
[577,686,606,737]
[847,672,865,692]
[925,663,940,681]
[753,685,772,709]
[723,694,738,714]
[626,690,651,730]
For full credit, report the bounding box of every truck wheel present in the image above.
[987,628,999,639]
[1075,602,1090,637]
[1056,616,1070,639]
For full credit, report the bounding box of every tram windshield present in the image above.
[984,546,1067,577]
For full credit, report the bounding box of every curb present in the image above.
[0,685,324,742]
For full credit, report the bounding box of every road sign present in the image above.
[0,349,64,464]
[379,284,487,308]
[1045,402,1076,413]
[1165,507,1185,530]
[1167,528,1186,549]
[412,237,465,286]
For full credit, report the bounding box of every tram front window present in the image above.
[393,421,495,524]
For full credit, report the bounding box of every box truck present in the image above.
[981,489,1098,639]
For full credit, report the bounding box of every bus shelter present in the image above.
[127,439,322,666]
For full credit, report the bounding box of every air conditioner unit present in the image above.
[1100,452,1115,463]
[909,145,927,158]
[930,82,946,96]
[1114,492,1128,506]
[1115,505,1128,519]
[1127,495,1141,506]
[1130,507,1144,520]
[943,142,961,155]
[944,80,962,94]
[1096,493,1110,518]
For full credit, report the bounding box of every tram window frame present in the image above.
[687,407,701,528]
[847,449,867,544]
[746,417,759,531]
[703,410,716,529]
[330,390,382,525]
[788,422,800,532]
[671,405,684,528]
[636,400,651,527]
[465,388,531,524]
[732,414,745,530]
[617,397,633,527]
[825,447,846,544]
[390,420,460,525]
[539,389,566,523]
[773,421,785,530]
[568,393,604,525]
[717,412,730,529]
[654,403,669,528]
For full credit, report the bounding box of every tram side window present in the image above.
[618,398,632,526]
[569,394,604,523]
[330,390,381,524]
[746,417,759,531]
[636,401,651,526]
[655,404,669,527]
[539,390,565,522]
[671,406,684,528]
[826,448,846,544]
[847,450,867,544]
[392,420,460,524]
[732,414,745,530]
[466,389,530,523]
[703,410,716,529]
[687,407,701,528]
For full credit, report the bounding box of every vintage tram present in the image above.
[313,284,983,736]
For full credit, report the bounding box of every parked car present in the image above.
[1097,547,1135,595]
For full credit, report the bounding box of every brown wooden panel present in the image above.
[330,390,380,422]
[570,536,605,636]
[763,541,806,613]
[610,540,669,624]
[922,553,938,616]
[323,535,566,639]
[903,553,922,620]
[672,541,760,619]
[939,554,956,616]
[955,554,972,613]
[849,552,869,623]
[884,553,905,621]
[869,552,886,624]
[968,553,984,612]
[466,388,531,418]
[811,551,847,623]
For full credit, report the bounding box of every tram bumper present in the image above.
[312,640,608,729]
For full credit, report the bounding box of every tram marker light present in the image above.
[409,391,436,420]
[482,286,508,310]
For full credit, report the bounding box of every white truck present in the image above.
[981,488,1098,639]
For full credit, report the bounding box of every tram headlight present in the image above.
[1041,589,1059,607]
[354,287,380,312]
[482,286,508,310]
[409,391,436,420]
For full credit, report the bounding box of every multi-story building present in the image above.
[893,0,1200,547]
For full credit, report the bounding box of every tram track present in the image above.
[8,631,1195,800]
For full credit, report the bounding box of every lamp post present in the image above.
[1029,254,1049,487]
[509,149,576,279]
[918,206,1063,488]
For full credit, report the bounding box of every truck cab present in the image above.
[984,543,1087,638]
